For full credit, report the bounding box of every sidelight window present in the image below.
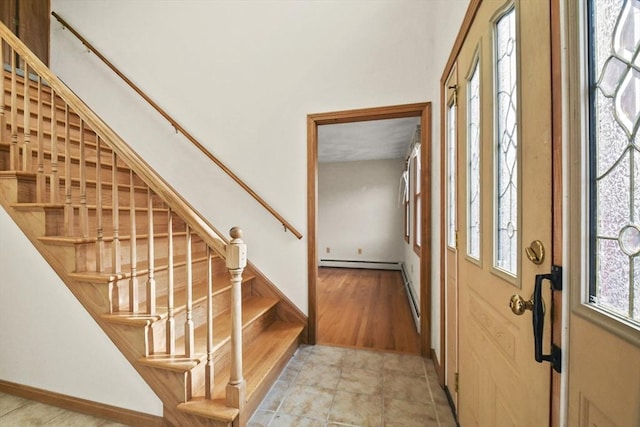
[588,0,640,324]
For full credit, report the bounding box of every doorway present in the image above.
[307,103,432,356]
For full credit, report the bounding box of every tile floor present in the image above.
[0,391,129,426]
[0,345,457,427]
[248,344,457,427]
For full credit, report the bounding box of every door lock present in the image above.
[509,294,534,315]
[525,240,545,265]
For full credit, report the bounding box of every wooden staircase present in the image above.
[0,25,305,427]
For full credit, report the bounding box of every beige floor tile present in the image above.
[278,365,301,385]
[0,400,65,425]
[343,349,384,372]
[295,362,342,389]
[259,380,290,412]
[42,410,108,426]
[247,409,275,427]
[383,373,430,404]
[337,367,383,396]
[278,383,334,421]
[0,392,29,417]
[329,390,382,427]
[383,353,425,377]
[306,345,347,367]
[383,397,438,426]
[270,413,324,426]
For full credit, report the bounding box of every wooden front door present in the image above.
[0,0,49,65]
[450,0,554,425]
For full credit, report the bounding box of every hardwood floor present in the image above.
[317,268,420,354]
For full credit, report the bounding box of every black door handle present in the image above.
[532,267,562,373]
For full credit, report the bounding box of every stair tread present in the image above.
[178,320,304,421]
[138,296,281,371]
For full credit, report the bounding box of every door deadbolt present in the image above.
[525,240,545,265]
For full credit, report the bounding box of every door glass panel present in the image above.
[495,6,518,275]
[589,0,640,324]
[448,102,457,248]
[468,60,481,259]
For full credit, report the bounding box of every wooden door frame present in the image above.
[307,102,432,356]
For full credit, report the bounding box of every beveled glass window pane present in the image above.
[495,7,518,275]
[448,103,457,248]
[468,61,481,259]
[589,0,640,324]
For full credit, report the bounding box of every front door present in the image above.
[451,0,553,425]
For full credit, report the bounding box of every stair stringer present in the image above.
[0,189,236,427]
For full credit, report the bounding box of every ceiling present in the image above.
[318,117,420,163]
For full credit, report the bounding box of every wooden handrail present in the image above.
[51,11,303,240]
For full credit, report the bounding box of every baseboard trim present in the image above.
[319,260,402,270]
[0,380,164,427]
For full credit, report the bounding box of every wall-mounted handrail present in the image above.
[51,11,303,240]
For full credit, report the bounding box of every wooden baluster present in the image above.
[111,152,121,274]
[21,63,30,171]
[79,120,88,237]
[50,92,59,203]
[184,225,194,357]
[0,40,6,144]
[9,48,17,170]
[146,188,156,314]
[129,170,138,312]
[166,208,175,355]
[36,75,44,202]
[205,246,214,399]
[63,106,73,236]
[95,136,105,272]
[225,227,247,409]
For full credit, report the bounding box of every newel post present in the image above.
[226,227,247,409]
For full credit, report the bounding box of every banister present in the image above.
[51,11,303,240]
[0,21,228,257]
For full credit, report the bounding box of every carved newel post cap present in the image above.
[230,227,243,240]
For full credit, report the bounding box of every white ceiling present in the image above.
[318,117,420,163]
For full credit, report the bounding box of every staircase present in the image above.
[0,24,305,427]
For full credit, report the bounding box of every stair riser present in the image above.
[109,259,213,313]
[67,234,207,272]
[1,147,138,189]
[43,206,183,238]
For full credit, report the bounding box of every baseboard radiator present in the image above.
[319,259,402,270]
[401,263,421,333]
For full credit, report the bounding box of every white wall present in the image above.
[318,159,404,263]
[0,209,163,415]
[0,0,472,407]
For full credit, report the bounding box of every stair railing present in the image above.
[0,22,246,407]
[51,11,302,240]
